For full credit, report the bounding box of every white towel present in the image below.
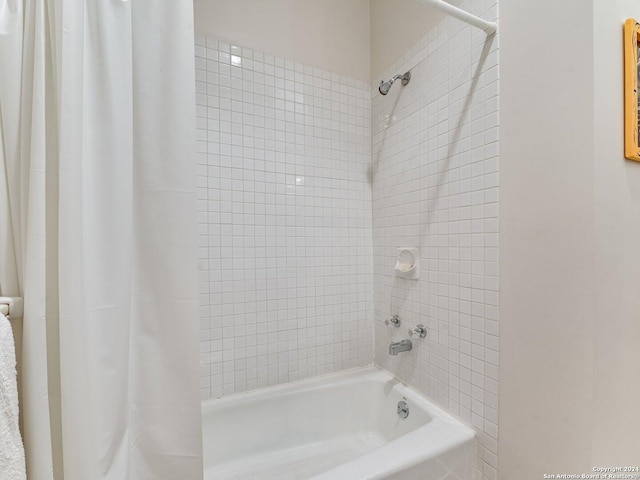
[0,314,25,480]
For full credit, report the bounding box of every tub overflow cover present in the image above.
[397,401,409,419]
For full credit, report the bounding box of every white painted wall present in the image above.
[500,0,596,475]
[369,0,451,81]
[194,0,456,86]
[193,0,371,83]
[500,0,640,477]
[592,0,640,464]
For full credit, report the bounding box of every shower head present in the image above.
[378,71,411,95]
[378,81,393,96]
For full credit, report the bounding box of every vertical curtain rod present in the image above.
[416,0,497,35]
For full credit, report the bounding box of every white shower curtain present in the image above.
[0,1,203,479]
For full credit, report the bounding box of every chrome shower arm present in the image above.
[391,72,411,86]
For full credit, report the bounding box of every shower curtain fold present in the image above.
[0,1,203,479]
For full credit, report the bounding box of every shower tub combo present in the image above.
[202,367,476,479]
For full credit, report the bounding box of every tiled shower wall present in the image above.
[372,2,499,480]
[195,35,373,399]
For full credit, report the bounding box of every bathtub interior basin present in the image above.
[201,366,476,480]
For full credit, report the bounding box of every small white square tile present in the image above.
[196,34,373,402]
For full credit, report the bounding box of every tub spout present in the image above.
[389,339,412,356]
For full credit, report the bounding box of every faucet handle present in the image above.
[409,324,427,338]
[385,315,401,328]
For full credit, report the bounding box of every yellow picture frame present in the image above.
[624,19,640,162]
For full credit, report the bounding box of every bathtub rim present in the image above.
[201,364,476,441]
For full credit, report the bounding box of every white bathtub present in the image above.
[201,366,476,480]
